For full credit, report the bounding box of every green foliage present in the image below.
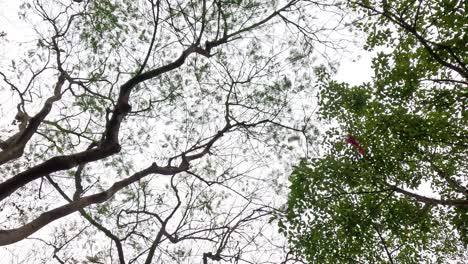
[1,0,338,262]
[283,0,468,262]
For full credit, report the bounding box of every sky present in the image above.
[0,1,375,263]
[1,1,464,263]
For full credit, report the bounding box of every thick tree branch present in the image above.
[0,73,66,165]
[392,186,468,208]
[0,160,189,246]
[0,46,197,202]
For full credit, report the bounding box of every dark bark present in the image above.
[0,161,189,246]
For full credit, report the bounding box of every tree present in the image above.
[0,0,347,263]
[283,0,467,263]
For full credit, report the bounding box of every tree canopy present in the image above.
[1,0,465,263]
[284,0,467,263]
[0,0,350,263]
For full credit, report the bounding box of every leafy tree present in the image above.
[0,0,347,263]
[284,0,467,263]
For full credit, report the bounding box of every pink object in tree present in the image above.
[346,136,365,156]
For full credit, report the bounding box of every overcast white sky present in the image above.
[0,1,374,83]
[0,1,375,262]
